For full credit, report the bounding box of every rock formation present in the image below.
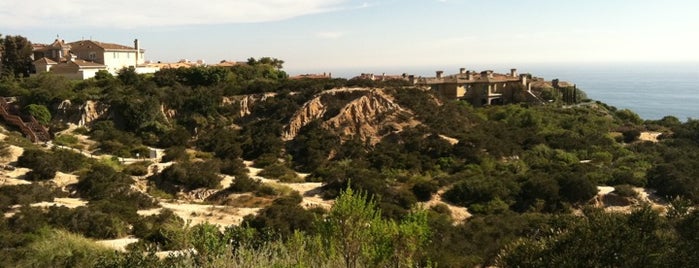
[283,88,421,145]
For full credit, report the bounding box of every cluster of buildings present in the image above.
[352,68,573,106]
[31,37,242,80]
[32,38,157,79]
[29,36,569,107]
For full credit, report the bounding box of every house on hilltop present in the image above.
[32,38,158,79]
[417,68,540,107]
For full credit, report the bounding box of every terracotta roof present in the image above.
[290,73,332,79]
[68,40,135,51]
[214,61,239,67]
[147,62,196,69]
[70,59,106,68]
[33,57,57,64]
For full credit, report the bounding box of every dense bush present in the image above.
[150,160,222,193]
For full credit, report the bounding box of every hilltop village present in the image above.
[28,37,577,107]
[4,34,698,268]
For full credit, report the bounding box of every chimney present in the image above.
[436,70,444,78]
[459,68,466,74]
[466,71,473,80]
[480,71,488,78]
[510,68,518,77]
[134,39,140,65]
[520,74,528,86]
[552,79,560,88]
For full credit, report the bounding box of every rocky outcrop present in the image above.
[282,88,421,144]
[283,96,327,140]
[228,93,277,117]
[80,101,110,126]
[55,100,110,127]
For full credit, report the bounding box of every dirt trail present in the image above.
[244,161,332,210]
[138,202,261,229]
[422,188,471,224]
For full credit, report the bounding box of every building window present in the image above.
[113,52,117,58]
[89,52,96,60]
[127,53,130,59]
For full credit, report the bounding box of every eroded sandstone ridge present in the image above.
[282,88,420,144]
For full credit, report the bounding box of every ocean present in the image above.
[313,62,699,121]
[525,62,699,121]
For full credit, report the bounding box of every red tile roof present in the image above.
[70,59,106,68]
[68,40,135,51]
[33,57,57,64]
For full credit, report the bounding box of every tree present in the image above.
[25,104,51,125]
[320,186,429,268]
[1,35,33,78]
[322,187,381,268]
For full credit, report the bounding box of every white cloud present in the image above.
[316,31,345,39]
[0,0,350,28]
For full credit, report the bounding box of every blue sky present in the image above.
[2,0,698,76]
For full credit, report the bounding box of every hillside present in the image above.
[0,65,698,267]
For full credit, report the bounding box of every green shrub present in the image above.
[162,146,188,162]
[614,184,638,198]
[54,134,79,146]
[412,180,440,202]
[17,229,113,268]
[229,173,261,193]
[25,104,51,125]
[259,162,303,182]
[123,161,151,176]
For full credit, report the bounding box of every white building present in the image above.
[32,38,159,79]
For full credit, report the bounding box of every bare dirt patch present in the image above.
[139,201,261,229]
[639,131,662,143]
[422,189,471,224]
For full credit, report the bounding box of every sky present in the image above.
[2,0,699,77]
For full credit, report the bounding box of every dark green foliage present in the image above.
[24,104,51,124]
[227,173,261,193]
[196,127,242,160]
[161,146,188,162]
[0,184,60,211]
[258,162,302,182]
[131,209,188,250]
[76,164,156,210]
[497,207,672,267]
[243,192,317,237]
[17,148,56,180]
[287,120,340,172]
[240,119,284,160]
[412,180,439,202]
[150,160,222,193]
[158,126,190,148]
[123,161,151,176]
[17,149,93,181]
[1,35,33,78]
[89,120,144,157]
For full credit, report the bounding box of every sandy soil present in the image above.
[138,202,261,229]
[52,172,78,188]
[422,189,471,224]
[96,237,140,252]
[244,161,332,210]
[0,167,31,186]
[594,186,668,214]
[0,145,24,164]
[639,131,662,143]
[29,197,88,209]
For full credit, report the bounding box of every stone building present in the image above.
[417,68,534,107]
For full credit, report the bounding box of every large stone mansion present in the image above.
[417,68,536,107]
